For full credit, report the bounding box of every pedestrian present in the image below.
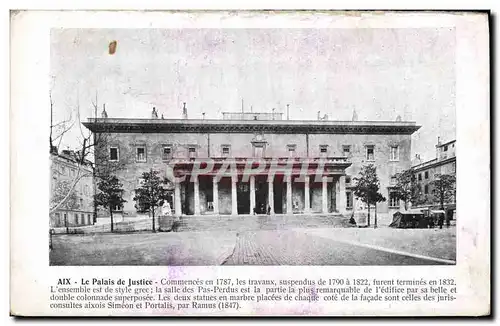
[438,213,444,229]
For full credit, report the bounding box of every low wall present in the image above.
[51,215,175,234]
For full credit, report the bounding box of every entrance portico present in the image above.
[171,157,351,217]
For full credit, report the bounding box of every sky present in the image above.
[50,28,456,162]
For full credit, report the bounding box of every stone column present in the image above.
[174,181,182,217]
[231,175,238,216]
[250,175,256,214]
[212,176,219,215]
[322,175,328,214]
[268,176,274,214]
[193,175,200,215]
[335,176,340,212]
[338,175,347,214]
[286,174,292,214]
[304,175,310,214]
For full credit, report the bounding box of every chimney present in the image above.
[317,111,321,120]
[101,104,108,118]
[352,109,358,121]
[436,137,441,159]
[202,112,206,120]
[151,107,158,119]
[182,102,188,119]
[272,108,275,120]
[396,115,402,122]
[286,104,290,120]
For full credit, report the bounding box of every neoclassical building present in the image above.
[83,107,420,218]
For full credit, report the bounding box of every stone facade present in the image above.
[50,150,95,227]
[84,113,420,218]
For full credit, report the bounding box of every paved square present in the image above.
[50,226,455,266]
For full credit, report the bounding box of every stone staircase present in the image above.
[174,213,352,232]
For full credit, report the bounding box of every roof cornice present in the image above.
[83,118,421,135]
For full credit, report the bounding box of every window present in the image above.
[424,185,429,194]
[112,204,122,211]
[287,144,296,157]
[61,166,66,175]
[81,214,85,225]
[444,145,448,151]
[418,173,422,181]
[253,146,264,158]
[346,191,353,209]
[136,146,146,162]
[63,213,67,226]
[80,198,83,207]
[345,176,351,184]
[342,145,351,157]
[319,145,328,157]
[425,171,429,179]
[109,147,119,161]
[389,192,399,208]
[162,146,172,161]
[390,145,399,161]
[222,145,231,157]
[55,213,60,226]
[365,145,375,161]
[87,214,91,224]
[75,213,79,225]
[188,146,197,158]
[390,175,397,185]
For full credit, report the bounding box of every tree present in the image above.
[49,90,128,215]
[352,164,386,227]
[430,174,456,210]
[94,174,126,232]
[392,169,419,210]
[50,179,80,233]
[372,192,387,228]
[133,169,169,232]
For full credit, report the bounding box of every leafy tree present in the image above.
[392,169,420,210]
[94,174,126,232]
[430,174,456,210]
[133,169,169,232]
[352,164,386,227]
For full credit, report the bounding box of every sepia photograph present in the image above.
[48,26,457,266]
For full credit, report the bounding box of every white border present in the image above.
[8,8,491,318]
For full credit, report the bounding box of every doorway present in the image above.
[273,176,284,214]
[254,177,268,214]
[237,182,250,214]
